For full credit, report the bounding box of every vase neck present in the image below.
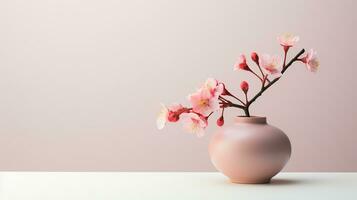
[235,116,267,124]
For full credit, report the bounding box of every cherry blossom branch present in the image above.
[219,96,229,103]
[219,98,245,109]
[257,65,266,80]
[227,94,246,106]
[261,75,268,89]
[257,63,265,78]
[157,34,320,136]
[235,55,266,87]
[229,103,246,109]
[281,49,305,73]
[243,92,250,116]
[251,52,271,84]
[221,85,246,106]
[256,64,270,84]
[250,70,263,82]
[282,47,288,71]
[247,49,305,109]
[207,112,214,118]
[244,92,248,105]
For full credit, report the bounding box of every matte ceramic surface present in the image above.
[209,117,291,184]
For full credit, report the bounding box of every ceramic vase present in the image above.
[209,116,291,184]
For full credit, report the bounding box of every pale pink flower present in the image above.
[234,54,250,71]
[188,89,220,116]
[277,33,300,47]
[156,103,184,130]
[182,113,208,137]
[202,78,224,97]
[156,104,169,130]
[302,49,319,72]
[259,54,282,76]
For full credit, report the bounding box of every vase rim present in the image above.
[235,116,266,124]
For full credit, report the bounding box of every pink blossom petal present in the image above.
[156,103,169,130]
[303,49,319,72]
[188,90,219,116]
[181,113,207,137]
[277,33,300,47]
[259,54,282,75]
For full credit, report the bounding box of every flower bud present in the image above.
[220,83,231,96]
[167,111,180,122]
[240,81,249,94]
[216,116,224,126]
[234,54,251,71]
[251,52,259,65]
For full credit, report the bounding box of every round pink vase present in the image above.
[209,116,291,184]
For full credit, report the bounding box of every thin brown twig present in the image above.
[228,94,246,106]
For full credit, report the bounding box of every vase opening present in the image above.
[235,116,266,124]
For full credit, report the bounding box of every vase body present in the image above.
[209,116,291,184]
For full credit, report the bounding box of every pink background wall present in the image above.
[0,0,356,171]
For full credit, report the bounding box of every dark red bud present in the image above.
[251,52,259,65]
[240,81,249,94]
[167,111,180,122]
[220,83,231,96]
[239,63,251,71]
[217,116,224,127]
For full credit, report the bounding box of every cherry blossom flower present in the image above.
[167,104,185,122]
[182,112,208,137]
[156,103,184,130]
[202,78,224,97]
[234,54,251,71]
[277,33,299,48]
[301,49,319,72]
[188,89,220,116]
[156,104,169,130]
[240,81,249,94]
[259,54,282,76]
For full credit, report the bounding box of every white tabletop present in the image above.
[0,172,356,200]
